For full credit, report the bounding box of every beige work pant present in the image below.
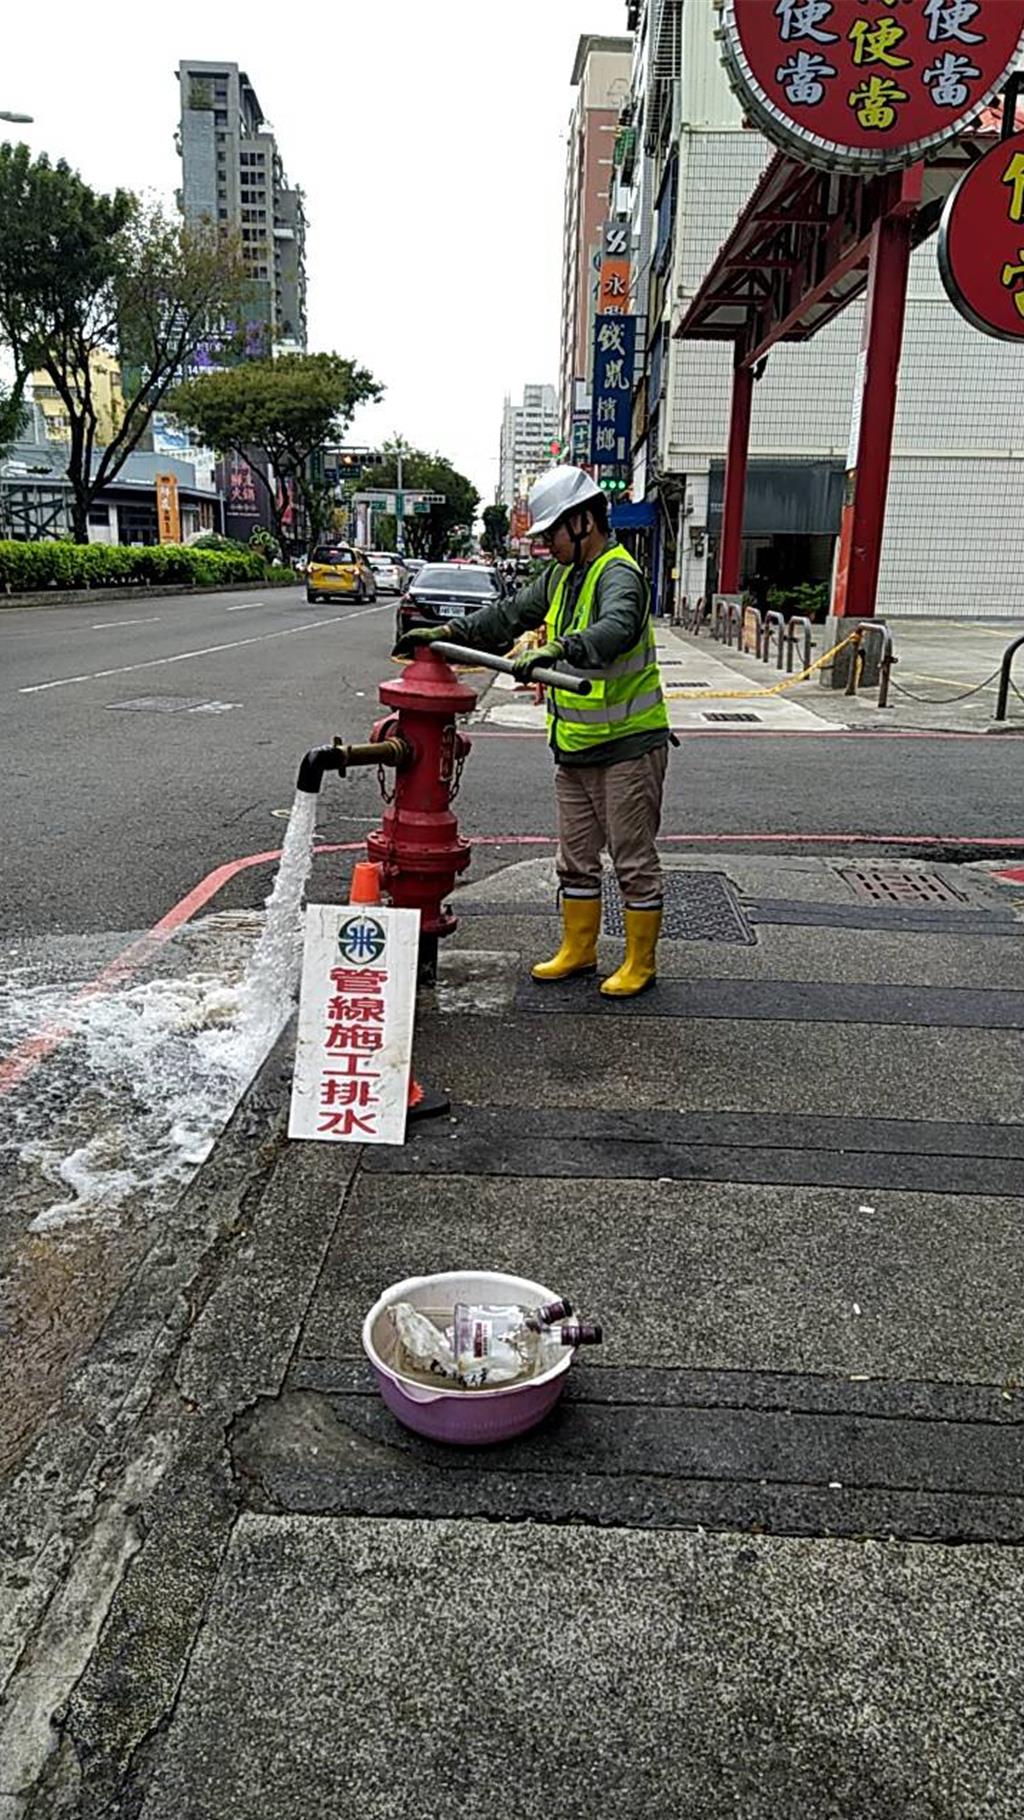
[554,745,668,909]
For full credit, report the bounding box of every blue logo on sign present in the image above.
[338,915,387,965]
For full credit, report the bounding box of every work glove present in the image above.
[511,639,564,682]
[392,624,452,659]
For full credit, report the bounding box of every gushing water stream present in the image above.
[6,788,323,1229]
[220,786,320,1065]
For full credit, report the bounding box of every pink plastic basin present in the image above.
[362,1270,575,1445]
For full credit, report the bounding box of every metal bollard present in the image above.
[786,616,814,676]
[995,634,1024,723]
[763,610,786,669]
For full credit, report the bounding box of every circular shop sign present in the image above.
[939,127,1024,337]
[719,0,1024,173]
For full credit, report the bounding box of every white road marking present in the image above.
[225,601,265,612]
[91,617,161,630]
[18,603,391,696]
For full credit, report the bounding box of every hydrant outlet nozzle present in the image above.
[331,736,410,772]
[296,744,346,794]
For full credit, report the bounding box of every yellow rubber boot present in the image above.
[532,897,601,982]
[601,906,662,997]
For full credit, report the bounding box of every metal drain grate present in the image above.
[702,711,761,723]
[834,866,968,908]
[604,871,756,944]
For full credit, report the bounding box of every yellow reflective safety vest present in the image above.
[543,544,668,756]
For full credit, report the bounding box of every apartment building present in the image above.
[558,35,633,448]
[177,60,307,353]
[498,384,560,507]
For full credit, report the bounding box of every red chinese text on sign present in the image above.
[720,1,1024,171]
[318,963,388,1133]
[940,129,1024,337]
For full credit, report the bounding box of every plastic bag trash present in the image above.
[391,1302,461,1385]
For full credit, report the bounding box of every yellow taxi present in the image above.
[305,543,378,604]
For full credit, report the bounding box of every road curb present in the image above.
[0,576,301,611]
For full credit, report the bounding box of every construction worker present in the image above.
[394,465,670,996]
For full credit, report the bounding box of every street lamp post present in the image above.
[0,112,33,124]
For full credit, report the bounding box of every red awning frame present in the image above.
[674,119,1011,367]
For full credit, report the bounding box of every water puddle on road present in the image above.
[1,788,320,1234]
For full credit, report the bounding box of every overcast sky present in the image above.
[5,0,628,506]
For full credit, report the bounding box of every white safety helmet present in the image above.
[526,464,604,541]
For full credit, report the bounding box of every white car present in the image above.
[366,551,408,595]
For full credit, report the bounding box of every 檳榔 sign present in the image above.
[939,128,1024,337]
[289,903,420,1146]
[719,0,1024,172]
[590,313,636,467]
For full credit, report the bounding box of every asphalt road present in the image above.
[2,582,1023,939]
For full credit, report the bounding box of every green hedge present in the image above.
[0,541,293,594]
[742,582,830,622]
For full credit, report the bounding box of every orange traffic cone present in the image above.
[347,858,448,1127]
[349,859,384,904]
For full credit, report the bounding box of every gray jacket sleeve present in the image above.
[558,561,649,670]
[440,570,553,653]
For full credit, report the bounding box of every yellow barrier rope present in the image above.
[663,631,859,701]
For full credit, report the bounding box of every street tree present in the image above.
[0,380,22,459]
[168,353,383,551]
[0,143,248,542]
[480,502,509,558]
[360,443,479,560]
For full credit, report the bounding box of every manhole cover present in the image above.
[834,866,968,908]
[106,697,239,715]
[107,696,210,713]
[604,871,756,944]
[702,711,761,723]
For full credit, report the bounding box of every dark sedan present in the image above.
[394,563,506,641]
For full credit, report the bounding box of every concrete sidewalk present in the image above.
[484,624,838,734]
[632,617,1024,736]
[4,850,1024,1817]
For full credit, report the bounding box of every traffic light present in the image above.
[549,438,563,459]
[333,449,384,478]
[598,469,629,494]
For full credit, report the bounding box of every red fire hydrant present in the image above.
[296,647,477,983]
[364,647,476,977]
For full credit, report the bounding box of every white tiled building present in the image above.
[498,385,560,509]
[625,0,1024,617]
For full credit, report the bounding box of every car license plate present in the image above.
[439,603,460,618]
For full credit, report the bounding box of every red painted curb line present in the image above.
[0,839,365,1099]
[658,832,1024,847]
[469,728,1019,742]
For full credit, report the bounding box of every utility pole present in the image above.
[395,437,405,557]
